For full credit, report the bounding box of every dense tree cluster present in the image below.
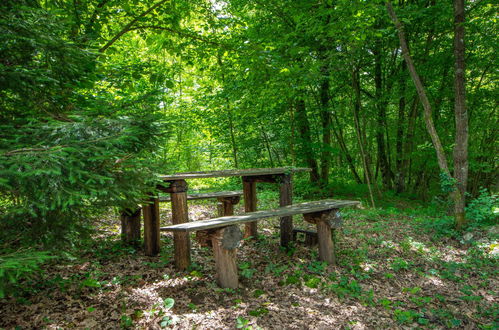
[0,0,497,242]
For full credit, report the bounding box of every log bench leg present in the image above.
[242,179,257,238]
[120,207,141,247]
[170,186,191,270]
[279,174,293,247]
[197,225,242,289]
[316,220,335,264]
[217,196,241,217]
[143,197,160,256]
[303,209,342,265]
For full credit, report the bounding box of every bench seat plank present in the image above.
[161,199,359,232]
[159,190,243,202]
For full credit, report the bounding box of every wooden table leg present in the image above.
[242,177,257,238]
[143,196,160,256]
[217,196,240,217]
[120,207,141,247]
[279,173,293,247]
[169,180,191,270]
[303,210,339,265]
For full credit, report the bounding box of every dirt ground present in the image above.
[1,203,497,329]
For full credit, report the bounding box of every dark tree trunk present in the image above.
[395,63,407,193]
[373,39,393,190]
[319,63,332,185]
[453,0,468,229]
[295,99,320,183]
[352,67,375,207]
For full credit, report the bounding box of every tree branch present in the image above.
[99,0,170,53]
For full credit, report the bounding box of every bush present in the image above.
[466,189,498,228]
[0,250,54,298]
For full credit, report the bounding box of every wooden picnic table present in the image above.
[142,167,311,269]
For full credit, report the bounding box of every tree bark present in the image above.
[387,2,467,228]
[352,67,376,208]
[319,62,332,185]
[453,0,468,229]
[386,2,450,176]
[373,38,393,189]
[295,99,320,183]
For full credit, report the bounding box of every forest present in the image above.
[0,0,497,328]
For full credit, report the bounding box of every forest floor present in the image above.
[1,192,498,329]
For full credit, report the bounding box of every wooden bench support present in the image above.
[167,180,191,270]
[242,179,257,238]
[216,196,240,217]
[303,209,342,265]
[210,225,242,289]
[143,197,160,256]
[161,199,357,287]
[120,208,141,246]
[279,174,293,247]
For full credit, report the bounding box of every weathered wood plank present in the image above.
[169,180,191,270]
[159,167,311,181]
[316,220,335,264]
[279,174,293,247]
[143,197,160,256]
[161,200,359,232]
[120,208,141,246]
[158,190,243,202]
[211,225,241,289]
[242,179,257,238]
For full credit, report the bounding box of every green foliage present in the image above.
[0,1,168,245]
[236,316,250,329]
[0,250,54,298]
[466,189,498,227]
[390,257,411,272]
[439,172,457,193]
[239,262,257,279]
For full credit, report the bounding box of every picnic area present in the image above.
[0,1,497,329]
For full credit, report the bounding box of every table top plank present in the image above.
[159,167,311,181]
[160,199,359,232]
[159,190,242,201]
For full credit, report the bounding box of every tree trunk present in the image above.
[319,63,332,185]
[373,38,393,190]
[387,2,467,229]
[295,99,320,183]
[331,112,363,184]
[453,0,468,229]
[395,63,406,193]
[352,67,376,208]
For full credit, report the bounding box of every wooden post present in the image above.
[143,197,160,256]
[242,177,257,238]
[279,174,293,247]
[169,180,191,270]
[303,209,342,265]
[218,196,240,216]
[120,208,141,246]
[210,225,241,289]
[316,220,335,264]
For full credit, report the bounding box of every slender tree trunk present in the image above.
[373,39,393,189]
[353,67,376,208]
[331,112,363,184]
[453,0,468,229]
[217,55,239,168]
[295,99,320,183]
[319,64,332,185]
[395,63,407,193]
[387,2,467,228]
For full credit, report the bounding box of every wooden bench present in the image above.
[161,199,359,288]
[159,190,243,217]
[120,191,242,246]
